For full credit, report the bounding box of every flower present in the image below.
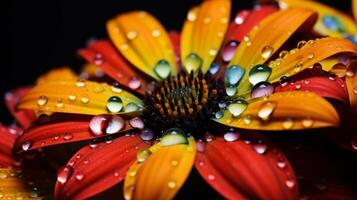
[7,0,357,199]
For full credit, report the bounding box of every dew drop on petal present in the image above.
[209,63,220,75]
[63,132,73,141]
[89,114,125,136]
[297,40,307,49]
[253,143,267,154]
[261,45,274,60]
[249,64,272,85]
[196,140,206,152]
[222,40,239,62]
[137,148,152,163]
[57,166,73,184]
[312,63,323,75]
[258,101,277,121]
[225,86,237,96]
[80,95,89,104]
[208,174,215,180]
[283,118,294,130]
[285,179,295,189]
[124,102,140,112]
[279,50,288,59]
[129,117,144,129]
[168,180,177,189]
[183,53,203,72]
[251,81,274,98]
[225,65,245,86]
[22,141,32,151]
[106,96,123,113]
[160,128,188,146]
[223,132,240,142]
[126,31,138,40]
[214,110,224,119]
[140,128,154,141]
[112,83,123,93]
[93,54,104,65]
[37,96,48,106]
[227,99,248,117]
[68,94,77,101]
[128,77,141,90]
[76,79,86,88]
[154,59,171,79]
[302,118,314,128]
[75,172,84,181]
[243,114,253,124]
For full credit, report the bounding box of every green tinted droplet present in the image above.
[183,53,203,72]
[137,148,152,163]
[225,86,237,96]
[225,65,245,86]
[106,96,123,113]
[154,59,171,79]
[161,128,188,146]
[124,102,139,112]
[248,64,272,85]
[227,99,248,117]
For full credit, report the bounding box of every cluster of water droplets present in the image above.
[0,169,40,198]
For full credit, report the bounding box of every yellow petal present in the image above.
[107,11,177,80]
[18,80,143,115]
[268,37,357,82]
[214,91,339,131]
[279,0,357,37]
[181,0,231,73]
[0,168,41,199]
[37,67,77,84]
[229,8,317,96]
[346,59,357,112]
[124,137,196,200]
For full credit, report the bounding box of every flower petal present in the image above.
[278,0,357,37]
[181,0,231,73]
[124,137,196,200]
[0,124,21,168]
[195,137,298,199]
[78,39,148,94]
[36,67,77,84]
[346,59,357,112]
[214,91,339,130]
[18,79,143,115]
[229,8,317,96]
[274,69,349,103]
[107,11,177,80]
[14,114,134,153]
[55,134,148,200]
[4,87,36,128]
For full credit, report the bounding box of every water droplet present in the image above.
[312,63,323,75]
[209,63,220,75]
[168,180,177,189]
[353,87,357,95]
[208,174,215,180]
[151,29,161,37]
[283,118,294,129]
[297,40,307,49]
[214,110,224,119]
[253,143,267,154]
[93,54,104,65]
[57,166,72,184]
[258,101,277,121]
[279,76,290,87]
[294,62,303,72]
[223,132,240,142]
[137,148,152,163]
[302,118,314,128]
[76,79,86,88]
[106,96,123,113]
[171,160,179,166]
[160,128,188,146]
[322,15,345,32]
[140,128,154,141]
[89,114,125,136]
[126,31,138,40]
[68,94,77,101]
[154,59,171,79]
[328,72,336,81]
[129,117,144,129]
[308,52,315,59]
[261,45,274,60]
[183,53,203,72]
[332,63,347,78]
[249,64,272,85]
[225,86,237,96]
[37,96,48,106]
[187,10,197,21]
[222,40,239,62]
[112,83,123,93]
[227,99,248,117]
[75,172,84,181]
[277,159,286,168]
[22,141,32,151]
[80,95,89,104]
[56,98,64,108]
[279,50,288,59]
[243,114,253,124]
[209,48,218,56]
[63,132,73,141]
[225,65,245,86]
[285,179,295,189]
[124,102,140,112]
[128,77,141,90]
[251,81,274,98]
[351,139,357,151]
[346,70,354,77]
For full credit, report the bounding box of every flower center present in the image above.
[143,71,224,136]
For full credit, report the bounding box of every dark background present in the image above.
[3,0,350,124]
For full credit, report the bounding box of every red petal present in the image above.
[0,124,22,168]
[169,31,181,70]
[78,39,148,94]
[54,134,148,200]
[195,136,298,200]
[274,69,349,104]
[14,114,134,153]
[4,87,36,128]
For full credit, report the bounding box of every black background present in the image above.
[3,0,351,123]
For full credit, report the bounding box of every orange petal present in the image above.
[354,0,357,22]
[36,67,77,84]
[229,8,317,96]
[268,37,357,83]
[107,11,177,80]
[279,0,357,37]
[346,59,357,112]
[124,137,196,200]
[0,168,42,199]
[214,91,339,131]
[181,0,231,73]
[18,80,143,115]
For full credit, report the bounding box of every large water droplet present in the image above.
[57,166,73,184]
[37,96,48,106]
[140,129,154,141]
[249,64,272,85]
[222,40,239,62]
[154,59,171,79]
[129,117,144,129]
[225,65,245,86]
[251,81,274,98]
[137,148,152,163]
[258,101,277,121]
[89,114,125,136]
[261,45,274,60]
[124,102,139,112]
[22,141,32,151]
[183,53,202,72]
[227,99,248,117]
[128,77,141,90]
[223,131,240,142]
[161,128,188,146]
[225,86,237,96]
[106,96,123,113]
